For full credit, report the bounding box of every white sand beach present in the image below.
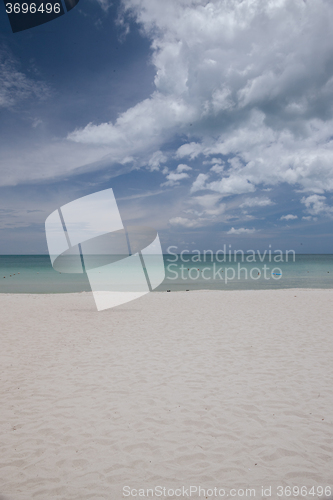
[0,290,332,500]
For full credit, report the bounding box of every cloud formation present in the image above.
[227,227,258,235]
[67,0,333,218]
[301,194,333,216]
[280,214,298,220]
[169,216,203,228]
[161,163,192,186]
[3,0,333,234]
[69,0,333,184]
[240,197,274,208]
[0,48,50,109]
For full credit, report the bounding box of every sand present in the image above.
[0,289,332,500]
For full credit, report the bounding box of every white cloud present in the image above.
[178,111,333,194]
[161,163,192,186]
[169,216,202,228]
[190,173,209,193]
[240,196,274,208]
[176,163,192,173]
[204,157,223,165]
[4,0,333,200]
[280,214,298,220]
[169,192,226,227]
[192,193,222,209]
[95,0,112,12]
[0,140,122,187]
[68,93,196,159]
[301,194,333,216]
[227,227,258,235]
[210,163,224,174]
[211,86,233,113]
[148,150,167,171]
[32,118,43,128]
[0,49,50,109]
[206,174,256,196]
[165,172,189,182]
[190,193,225,215]
[302,215,317,221]
[112,0,333,200]
[176,142,202,160]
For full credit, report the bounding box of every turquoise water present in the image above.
[0,254,332,293]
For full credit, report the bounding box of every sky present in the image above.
[0,0,333,254]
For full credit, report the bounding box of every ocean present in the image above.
[0,254,332,293]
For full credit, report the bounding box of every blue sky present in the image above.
[0,0,333,254]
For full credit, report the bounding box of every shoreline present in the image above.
[0,287,332,295]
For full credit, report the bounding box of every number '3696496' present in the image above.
[5,2,61,13]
